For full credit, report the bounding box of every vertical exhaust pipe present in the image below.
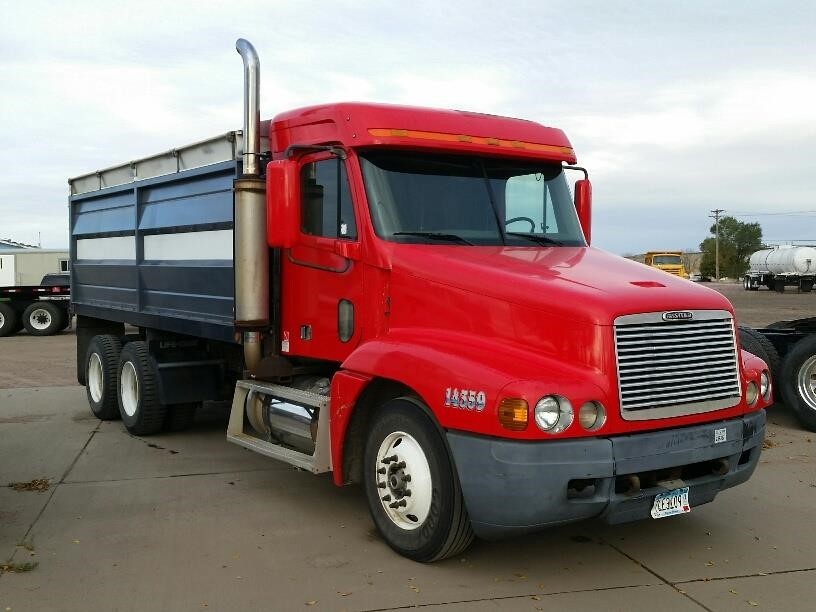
[234,38,268,372]
[236,38,261,177]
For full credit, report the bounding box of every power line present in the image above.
[730,211,816,217]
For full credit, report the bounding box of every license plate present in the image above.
[651,487,691,519]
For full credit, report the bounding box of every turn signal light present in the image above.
[498,398,529,431]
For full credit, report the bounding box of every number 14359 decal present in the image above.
[445,388,487,411]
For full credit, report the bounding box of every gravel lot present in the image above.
[1,284,814,611]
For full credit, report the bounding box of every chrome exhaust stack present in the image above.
[233,38,269,370]
[236,38,261,177]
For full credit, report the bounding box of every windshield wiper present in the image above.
[392,231,474,245]
[506,232,563,246]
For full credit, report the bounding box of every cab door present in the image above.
[279,153,364,362]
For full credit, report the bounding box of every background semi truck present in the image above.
[744,245,816,292]
[0,273,71,337]
[739,320,816,432]
[644,251,690,279]
[69,39,771,562]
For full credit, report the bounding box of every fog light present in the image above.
[746,381,759,405]
[535,395,573,433]
[760,370,771,400]
[578,401,606,431]
[498,398,528,431]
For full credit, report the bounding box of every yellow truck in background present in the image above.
[644,251,690,279]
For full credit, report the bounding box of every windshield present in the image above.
[653,255,682,265]
[359,151,586,247]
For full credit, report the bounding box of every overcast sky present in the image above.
[2,1,815,254]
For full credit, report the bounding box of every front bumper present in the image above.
[447,410,765,540]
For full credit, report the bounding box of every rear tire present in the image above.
[779,335,816,432]
[802,281,814,293]
[22,302,64,336]
[118,341,166,435]
[0,303,18,337]
[85,335,123,420]
[363,398,474,562]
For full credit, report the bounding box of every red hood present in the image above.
[389,245,732,327]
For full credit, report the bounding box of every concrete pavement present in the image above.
[1,385,814,611]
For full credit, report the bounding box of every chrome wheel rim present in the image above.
[375,431,433,530]
[88,353,104,403]
[29,308,51,331]
[796,355,816,413]
[120,361,139,417]
[0,311,4,328]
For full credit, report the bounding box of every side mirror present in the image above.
[574,178,592,246]
[266,159,299,248]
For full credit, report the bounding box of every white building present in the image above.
[0,248,70,286]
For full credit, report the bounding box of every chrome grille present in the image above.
[614,310,741,420]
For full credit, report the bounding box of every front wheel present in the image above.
[780,336,816,432]
[363,398,474,562]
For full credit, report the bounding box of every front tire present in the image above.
[118,341,166,435]
[363,398,474,562]
[85,334,123,420]
[780,336,816,432]
[22,302,64,336]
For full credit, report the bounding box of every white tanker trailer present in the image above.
[744,245,816,292]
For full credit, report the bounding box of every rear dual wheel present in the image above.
[118,341,166,435]
[86,335,123,420]
[116,341,198,434]
[364,398,474,562]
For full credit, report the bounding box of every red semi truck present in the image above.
[69,40,771,561]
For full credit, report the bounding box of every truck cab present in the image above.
[644,251,690,279]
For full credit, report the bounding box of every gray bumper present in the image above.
[447,410,765,540]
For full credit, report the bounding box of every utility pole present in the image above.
[710,209,725,281]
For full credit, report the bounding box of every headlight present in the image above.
[760,370,771,400]
[534,395,573,433]
[746,381,759,405]
[578,401,606,431]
